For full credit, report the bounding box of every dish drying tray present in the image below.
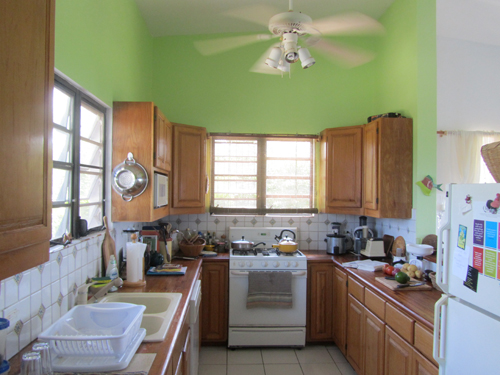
[39,302,146,372]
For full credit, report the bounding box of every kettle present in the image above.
[272,235,299,253]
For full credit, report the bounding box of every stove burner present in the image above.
[232,248,258,256]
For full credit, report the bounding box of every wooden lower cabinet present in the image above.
[333,267,348,354]
[411,349,438,375]
[307,263,334,341]
[170,305,192,375]
[347,294,364,374]
[364,308,385,375]
[201,261,229,343]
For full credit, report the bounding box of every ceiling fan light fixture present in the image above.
[298,48,315,69]
[278,60,290,72]
[283,32,299,63]
[265,47,282,69]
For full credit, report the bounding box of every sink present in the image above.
[98,292,182,342]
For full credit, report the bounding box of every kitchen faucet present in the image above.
[76,277,124,305]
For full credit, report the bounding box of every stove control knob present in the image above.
[246,261,253,267]
[292,261,299,268]
[284,261,291,267]
[261,261,268,267]
[238,261,245,267]
[273,261,280,268]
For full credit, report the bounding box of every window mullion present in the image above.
[72,90,82,236]
[257,138,266,212]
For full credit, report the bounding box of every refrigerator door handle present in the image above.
[437,218,451,292]
[433,294,448,366]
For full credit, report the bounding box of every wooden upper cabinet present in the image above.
[112,102,171,222]
[0,0,55,280]
[363,118,413,219]
[154,107,172,171]
[171,123,207,215]
[320,126,363,215]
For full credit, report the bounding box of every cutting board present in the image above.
[102,216,117,272]
[392,236,406,257]
[375,277,432,291]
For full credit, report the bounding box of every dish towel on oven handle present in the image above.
[246,271,293,309]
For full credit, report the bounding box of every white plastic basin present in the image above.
[406,244,434,257]
[99,292,182,342]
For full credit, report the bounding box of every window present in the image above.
[210,135,317,215]
[52,76,106,241]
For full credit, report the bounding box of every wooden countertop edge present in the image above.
[304,250,440,331]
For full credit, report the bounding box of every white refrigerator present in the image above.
[435,183,500,374]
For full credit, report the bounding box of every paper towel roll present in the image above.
[126,242,147,283]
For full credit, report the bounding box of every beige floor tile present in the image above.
[227,364,265,375]
[265,363,304,375]
[198,364,227,375]
[295,346,334,364]
[335,362,357,375]
[200,346,227,365]
[227,348,263,364]
[327,347,348,363]
[299,363,343,375]
[262,348,299,364]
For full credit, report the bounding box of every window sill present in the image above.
[49,230,106,253]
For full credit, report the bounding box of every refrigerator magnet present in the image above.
[458,225,467,250]
[461,195,472,214]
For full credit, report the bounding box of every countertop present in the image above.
[8,250,440,373]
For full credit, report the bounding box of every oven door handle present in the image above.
[230,270,306,277]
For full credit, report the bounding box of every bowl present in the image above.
[406,244,434,257]
[179,239,205,257]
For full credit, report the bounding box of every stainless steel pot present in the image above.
[325,234,347,255]
[231,236,265,250]
[112,152,148,201]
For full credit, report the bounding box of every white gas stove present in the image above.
[228,227,307,348]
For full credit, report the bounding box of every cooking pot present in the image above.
[272,236,299,253]
[325,234,348,255]
[231,236,266,250]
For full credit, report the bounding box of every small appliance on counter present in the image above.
[325,222,353,255]
[353,216,375,254]
[360,238,386,258]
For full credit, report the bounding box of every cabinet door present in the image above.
[363,121,379,212]
[385,327,412,375]
[411,349,438,375]
[0,0,54,280]
[347,294,364,375]
[171,124,207,213]
[201,262,228,343]
[154,106,172,171]
[364,308,385,375]
[182,328,191,375]
[321,127,363,215]
[333,267,348,354]
[307,263,334,341]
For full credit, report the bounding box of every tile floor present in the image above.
[198,345,357,375]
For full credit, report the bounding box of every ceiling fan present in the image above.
[194,0,385,76]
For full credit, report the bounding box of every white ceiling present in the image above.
[134,0,396,37]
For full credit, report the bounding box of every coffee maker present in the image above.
[353,216,374,254]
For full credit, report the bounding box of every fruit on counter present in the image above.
[408,264,418,272]
[395,271,410,284]
[415,270,423,279]
[383,264,395,276]
[391,267,401,276]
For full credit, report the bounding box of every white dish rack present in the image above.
[39,302,146,372]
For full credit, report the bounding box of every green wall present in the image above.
[375,0,437,239]
[54,0,437,239]
[55,0,154,106]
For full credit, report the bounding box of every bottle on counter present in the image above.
[106,254,119,292]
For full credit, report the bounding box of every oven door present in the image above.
[229,269,307,326]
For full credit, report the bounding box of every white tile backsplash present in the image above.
[0,231,105,360]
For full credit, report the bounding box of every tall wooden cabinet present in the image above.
[307,263,334,341]
[112,102,172,222]
[319,126,363,215]
[201,261,228,344]
[320,118,413,219]
[333,267,348,354]
[171,123,207,215]
[363,117,413,219]
[0,0,54,280]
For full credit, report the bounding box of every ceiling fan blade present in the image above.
[306,12,384,36]
[194,34,274,56]
[250,44,283,75]
[308,38,375,68]
[224,4,281,28]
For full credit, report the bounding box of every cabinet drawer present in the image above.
[348,277,365,303]
[385,303,414,343]
[414,322,438,366]
[364,288,385,320]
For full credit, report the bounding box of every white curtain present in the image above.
[436,131,500,229]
